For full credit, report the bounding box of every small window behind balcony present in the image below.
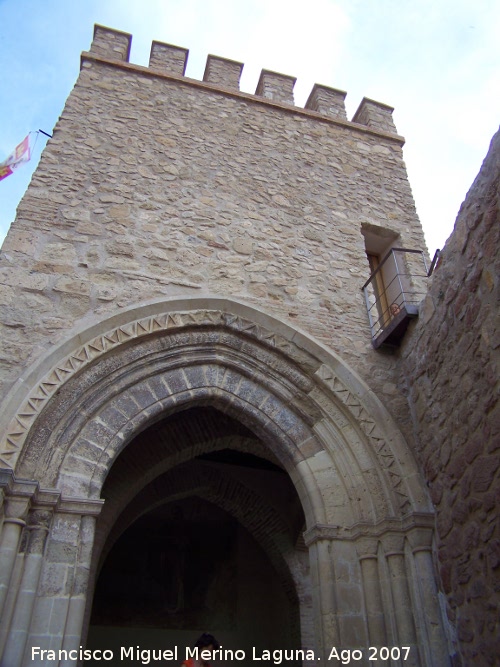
[362,248,429,348]
[366,252,391,330]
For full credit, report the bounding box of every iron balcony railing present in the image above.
[362,248,429,348]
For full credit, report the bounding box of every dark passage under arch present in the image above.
[86,407,307,664]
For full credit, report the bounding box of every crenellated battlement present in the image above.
[2,21,428,408]
[203,54,243,90]
[86,24,399,136]
[0,17,464,666]
[150,40,188,76]
[89,24,132,63]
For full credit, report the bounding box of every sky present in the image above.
[0,0,499,254]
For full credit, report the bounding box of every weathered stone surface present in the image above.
[0,25,457,667]
[401,127,500,666]
[0,32,426,437]
[305,84,347,120]
[352,98,397,134]
[203,54,243,90]
[149,41,188,75]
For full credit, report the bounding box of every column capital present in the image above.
[355,536,379,559]
[27,508,53,531]
[380,532,405,556]
[3,496,31,522]
[303,523,344,546]
[407,526,434,553]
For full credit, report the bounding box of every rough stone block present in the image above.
[255,69,296,104]
[89,25,131,62]
[149,41,188,75]
[203,55,243,90]
[305,84,347,120]
[352,97,397,134]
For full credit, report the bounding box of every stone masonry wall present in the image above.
[0,27,428,441]
[400,129,500,665]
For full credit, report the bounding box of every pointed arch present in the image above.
[0,296,431,527]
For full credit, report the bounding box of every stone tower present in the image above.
[0,25,452,666]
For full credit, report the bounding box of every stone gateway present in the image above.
[0,24,498,667]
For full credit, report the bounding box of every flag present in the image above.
[0,135,31,182]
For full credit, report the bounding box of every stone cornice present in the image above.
[303,512,435,546]
[0,468,104,516]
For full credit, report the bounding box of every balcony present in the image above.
[362,248,429,349]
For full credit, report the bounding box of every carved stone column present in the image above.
[23,499,103,667]
[381,533,419,666]
[304,525,367,658]
[307,538,341,660]
[1,510,52,667]
[0,486,5,519]
[59,514,98,665]
[356,537,387,649]
[0,496,30,621]
[408,528,451,666]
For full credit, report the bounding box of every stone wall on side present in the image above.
[400,128,500,665]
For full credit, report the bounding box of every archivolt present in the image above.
[0,298,431,527]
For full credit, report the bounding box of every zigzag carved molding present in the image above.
[1,309,412,515]
[0,310,299,469]
[315,364,411,513]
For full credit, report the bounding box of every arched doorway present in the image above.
[0,298,449,666]
[86,407,307,662]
